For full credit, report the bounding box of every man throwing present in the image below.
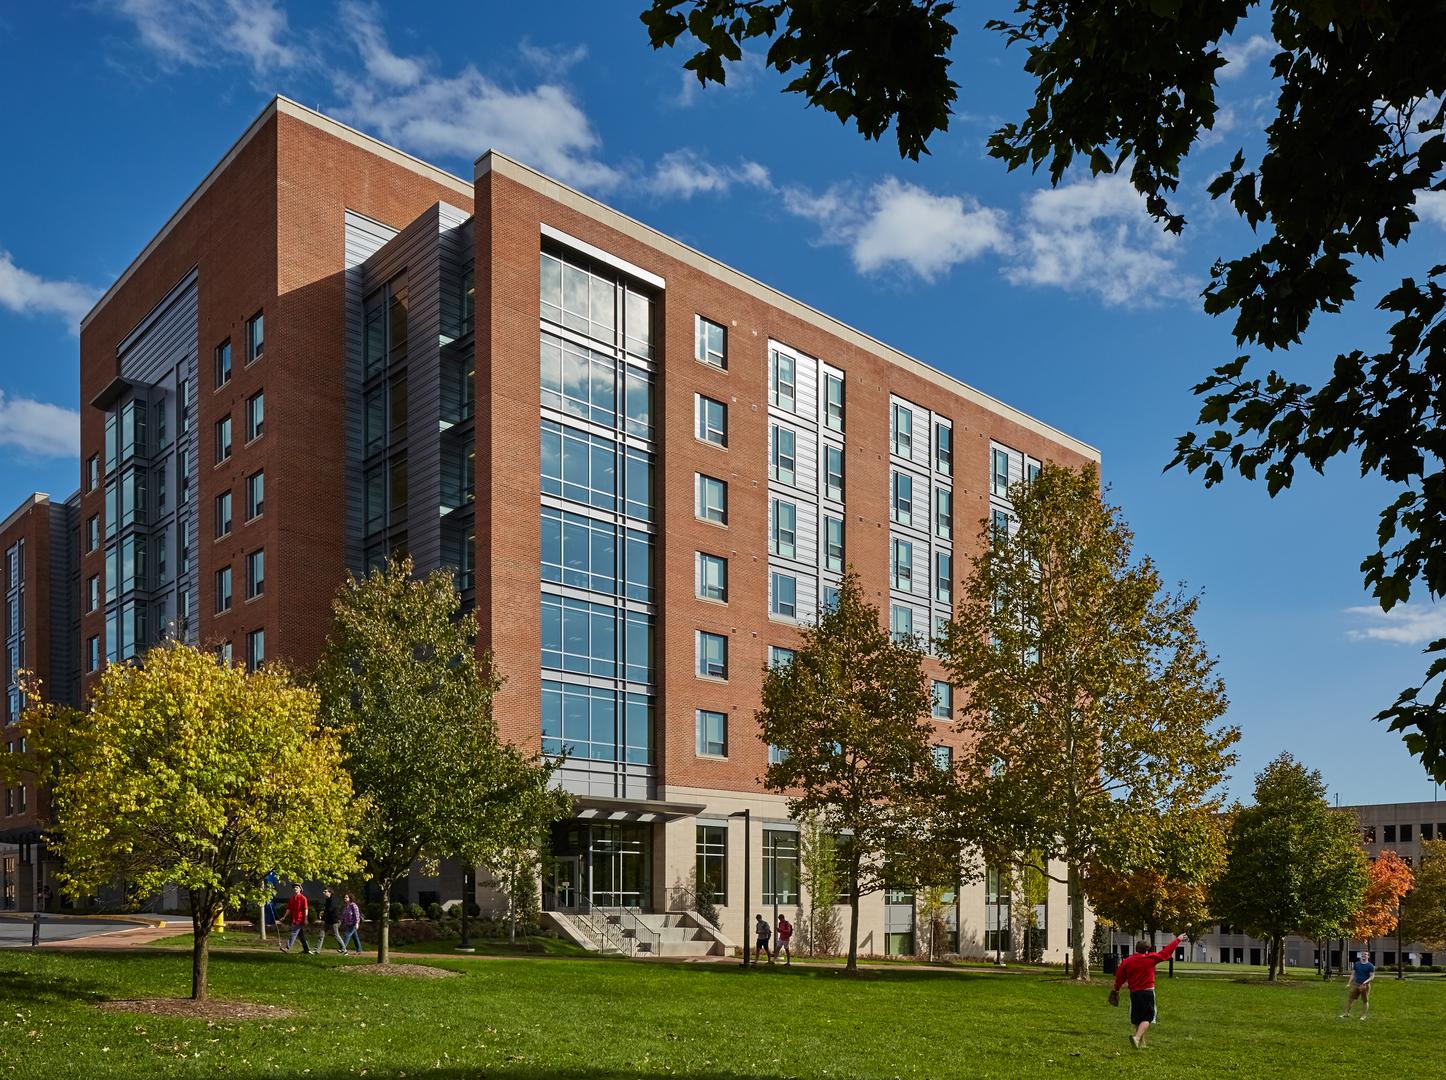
[1110,935,1182,1049]
[1341,952,1374,1020]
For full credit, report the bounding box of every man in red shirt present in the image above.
[1110,935,1182,1049]
[280,883,313,955]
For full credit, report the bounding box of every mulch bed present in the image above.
[96,999,296,1020]
[338,963,459,979]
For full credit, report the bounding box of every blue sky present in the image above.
[1,2,1443,807]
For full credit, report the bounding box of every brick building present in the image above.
[67,96,1099,957]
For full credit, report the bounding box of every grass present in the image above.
[145,927,589,957]
[1,947,1440,1079]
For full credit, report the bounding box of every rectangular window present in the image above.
[772,499,797,558]
[892,403,913,457]
[215,415,232,463]
[215,491,232,538]
[179,449,191,506]
[86,575,98,612]
[540,595,653,682]
[696,825,727,903]
[824,516,844,573]
[246,549,265,599]
[936,551,953,603]
[178,377,190,434]
[215,339,232,387]
[763,829,800,904]
[770,425,796,486]
[1384,825,1396,843]
[246,312,264,362]
[1425,823,1435,842]
[1027,462,1041,485]
[87,635,99,672]
[935,488,953,539]
[824,444,844,502]
[697,630,728,680]
[1401,824,1413,842]
[992,509,1011,544]
[246,471,264,520]
[932,680,953,720]
[771,350,796,412]
[769,646,795,668]
[695,315,726,369]
[768,744,789,764]
[824,373,844,432]
[697,474,727,524]
[992,448,1011,496]
[247,628,265,671]
[891,471,913,527]
[87,515,98,552]
[935,422,952,474]
[86,455,98,492]
[215,566,233,613]
[696,709,727,756]
[696,552,727,602]
[891,604,913,642]
[892,538,914,592]
[696,395,727,446]
[771,572,797,618]
[246,391,265,441]
[932,745,953,770]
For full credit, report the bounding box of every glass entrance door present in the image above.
[545,855,581,912]
[589,823,649,909]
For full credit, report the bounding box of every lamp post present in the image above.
[771,830,780,961]
[731,809,751,967]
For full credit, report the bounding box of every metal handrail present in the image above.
[574,898,631,955]
[607,905,660,955]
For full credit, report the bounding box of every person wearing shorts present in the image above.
[1110,935,1182,1049]
[1341,952,1375,1020]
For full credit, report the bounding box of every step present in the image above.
[655,939,716,957]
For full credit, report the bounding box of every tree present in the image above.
[1348,848,1414,954]
[1084,808,1228,941]
[758,571,959,972]
[1211,754,1369,981]
[916,884,951,961]
[939,463,1237,980]
[11,644,357,1000]
[315,555,506,964]
[1010,854,1050,964]
[1400,839,1446,950]
[796,812,841,957]
[641,1,1446,783]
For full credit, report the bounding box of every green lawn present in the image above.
[146,928,589,957]
[0,948,1438,1079]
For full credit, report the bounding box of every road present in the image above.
[0,916,144,948]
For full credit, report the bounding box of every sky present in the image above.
[0,1,1443,808]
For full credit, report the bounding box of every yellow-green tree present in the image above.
[1401,839,1446,950]
[1084,808,1228,941]
[940,463,1238,980]
[14,643,357,1000]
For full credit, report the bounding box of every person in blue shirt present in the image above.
[1340,952,1375,1020]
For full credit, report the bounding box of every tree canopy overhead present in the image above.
[641,0,1446,783]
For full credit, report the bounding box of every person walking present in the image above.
[339,892,363,956]
[1109,934,1182,1049]
[1340,951,1375,1020]
[754,914,772,965]
[316,887,345,953]
[279,883,313,954]
[776,914,793,965]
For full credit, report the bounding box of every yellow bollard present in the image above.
[213,911,225,934]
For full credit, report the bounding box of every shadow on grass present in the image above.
[0,968,110,1006]
[189,1071,787,1080]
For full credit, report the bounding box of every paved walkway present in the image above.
[0,914,181,950]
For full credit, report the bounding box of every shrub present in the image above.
[389,901,404,923]
[427,902,443,921]
[407,903,426,921]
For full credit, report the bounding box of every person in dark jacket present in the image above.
[316,887,345,953]
[754,914,772,964]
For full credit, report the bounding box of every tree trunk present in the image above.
[189,901,214,1001]
[1267,933,1281,981]
[378,877,392,964]
[846,858,860,973]
[1068,864,1088,981]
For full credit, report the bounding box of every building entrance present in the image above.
[544,820,651,912]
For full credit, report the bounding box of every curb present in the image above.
[0,912,169,928]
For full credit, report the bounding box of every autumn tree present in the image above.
[940,463,1237,980]
[315,556,507,963]
[1400,839,1446,950]
[797,812,842,957]
[1347,848,1414,957]
[759,571,961,972]
[1212,754,1369,980]
[641,1,1446,784]
[12,645,358,1000]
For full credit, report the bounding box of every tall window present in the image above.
[772,499,797,558]
[178,377,190,434]
[935,552,952,602]
[824,516,844,573]
[86,455,98,492]
[763,829,800,904]
[935,488,952,539]
[770,351,796,412]
[892,403,913,457]
[891,604,913,642]
[696,552,727,602]
[992,448,1012,496]
[891,471,913,526]
[935,423,952,474]
[696,395,727,446]
[696,825,727,903]
[246,391,265,441]
[247,628,265,671]
[825,445,844,502]
[771,425,796,486]
[246,312,264,362]
[932,680,952,719]
[986,865,1011,953]
[215,415,232,463]
[215,491,232,538]
[824,373,844,432]
[86,516,98,552]
[696,709,727,756]
[246,549,265,599]
[932,745,953,770]
[696,474,727,524]
[771,572,797,619]
[696,630,728,679]
[992,509,1011,544]
[215,566,232,613]
[246,471,264,520]
[215,339,231,387]
[695,315,726,369]
[87,576,98,612]
[892,538,913,592]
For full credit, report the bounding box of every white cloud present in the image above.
[331,8,620,191]
[1005,174,1198,307]
[0,251,99,332]
[0,393,80,460]
[107,0,303,75]
[519,39,589,74]
[1218,34,1276,80]
[1345,603,1446,646]
[646,150,772,199]
[1414,190,1446,229]
[674,49,768,107]
[782,178,1009,282]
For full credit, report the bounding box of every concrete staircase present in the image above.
[542,909,729,957]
